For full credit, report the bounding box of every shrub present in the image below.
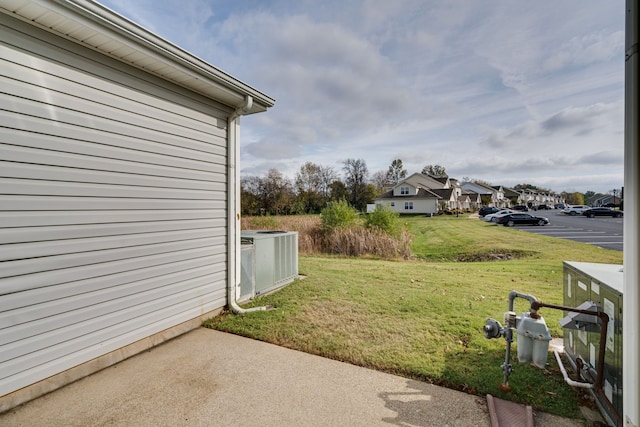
[320,200,359,232]
[365,205,402,236]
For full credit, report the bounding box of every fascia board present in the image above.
[2,0,274,112]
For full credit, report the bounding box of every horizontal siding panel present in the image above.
[2,282,225,363]
[1,234,226,279]
[0,218,226,244]
[0,210,222,227]
[0,12,234,400]
[3,93,227,158]
[0,251,227,308]
[0,288,227,396]
[0,122,227,172]
[0,178,225,200]
[0,146,225,186]
[1,269,226,358]
[0,195,226,211]
[1,50,227,137]
[0,226,224,260]
[1,75,226,151]
[0,19,231,124]
[0,161,224,194]
[0,257,226,330]
[0,255,224,314]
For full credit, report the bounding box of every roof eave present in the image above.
[1,0,274,113]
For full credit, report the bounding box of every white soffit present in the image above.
[0,0,275,113]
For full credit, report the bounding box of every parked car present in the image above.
[512,205,529,212]
[479,207,500,217]
[496,213,549,227]
[534,204,551,210]
[554,203,567,209]
[483,209,514,222]
[563,205,590,215]
[582,207,623,218]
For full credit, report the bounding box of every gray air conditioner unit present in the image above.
[239,230,299,302]
[563,261,623,427]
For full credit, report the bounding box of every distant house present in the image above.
[405,173,466,210]
[461,190,481,210]
[515,188,564,207]
[374,172,477,214]
[430,188,457,210]
[592,194,620,207]
[518,188,541,206]
[461,182,508,208]
[374,181,441,214]
[0,0,274,411]
[376,174,566,214]
[491,185,508,207]
[503,187,521,206]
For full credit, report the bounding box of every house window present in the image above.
[400,186,409,195]
[404,201,413,210]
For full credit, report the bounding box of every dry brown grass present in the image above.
[241,215,411,259]
[320,226,412,258]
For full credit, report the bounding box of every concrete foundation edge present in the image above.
[0,307,224,413]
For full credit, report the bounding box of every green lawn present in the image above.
[205,214,622,419]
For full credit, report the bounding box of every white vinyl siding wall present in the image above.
[375,198,438,214]
[1,14,230,396]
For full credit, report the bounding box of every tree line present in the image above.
[241,159,377,215]
[241,158,436,215]
[241,158,620,216]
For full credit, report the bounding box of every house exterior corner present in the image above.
[0,0,273,410]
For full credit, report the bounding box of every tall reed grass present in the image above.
[241,215,411,259]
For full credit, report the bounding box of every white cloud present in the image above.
[100,0,625,193]
[543,31,625,71]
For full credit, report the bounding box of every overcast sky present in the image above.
[101,0,625,194]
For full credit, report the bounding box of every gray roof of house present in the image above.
[375,188,442,200]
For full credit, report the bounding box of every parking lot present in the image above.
[501,210,623,251]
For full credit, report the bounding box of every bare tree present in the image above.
[241,175,263,215]
[241,169,295,215]
[295,162,321,193]
[318,164,338,202]
[262,168,295,215]
[295,162,336,213]
[386,158,407,185]
[371,170,389,195]
[342,158,370,210]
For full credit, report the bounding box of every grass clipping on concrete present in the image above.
[205,214,623,419]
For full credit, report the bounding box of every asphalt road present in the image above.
[502,210,624,251]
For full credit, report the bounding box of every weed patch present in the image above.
[242,214,411,259]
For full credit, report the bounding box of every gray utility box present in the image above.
[563,261,622,426]
[239,230,299,302]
